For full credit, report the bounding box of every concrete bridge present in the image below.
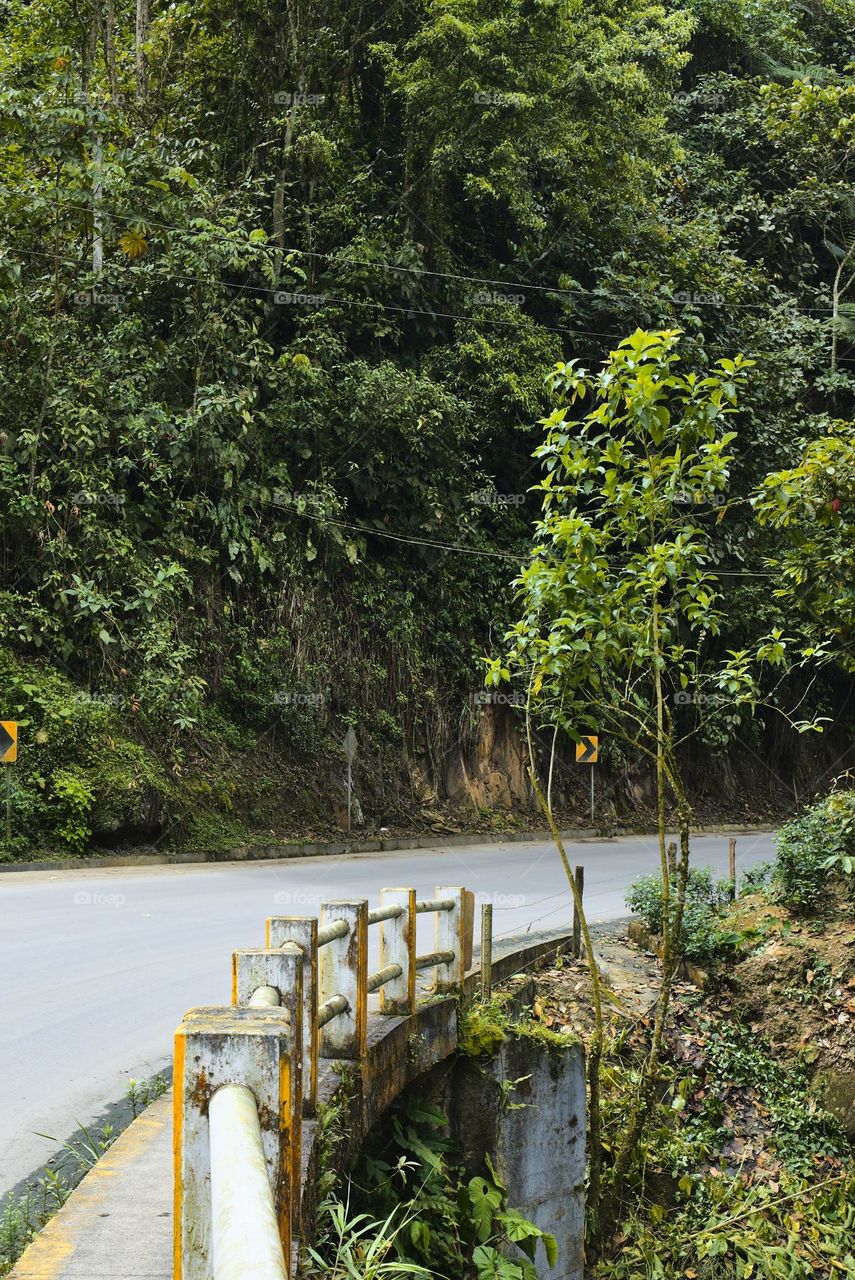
[10,885,586,1280]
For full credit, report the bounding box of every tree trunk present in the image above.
[135,0,149,102]
[103,0,119,100]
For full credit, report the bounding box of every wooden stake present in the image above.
[572,865,584,959]
[480,903,493,1000]
[729,837,737,901]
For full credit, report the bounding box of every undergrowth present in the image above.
[594,1000,855,1279]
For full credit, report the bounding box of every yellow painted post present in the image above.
[173,1006,295,1280]
[379,888,416,1014]
[434,885,466,993]
[318,899,368,1058]
[266,916,318,1115]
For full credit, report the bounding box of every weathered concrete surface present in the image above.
[9,1093,172,1280]
[447,1037,585,1280]
[8,930,581,1280]
[494,1038,586,1280]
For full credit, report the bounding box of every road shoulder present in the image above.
[9,1094,172,1280]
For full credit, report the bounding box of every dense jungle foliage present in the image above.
[1,0,854,854]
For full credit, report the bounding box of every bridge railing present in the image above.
[174,885,474,1280]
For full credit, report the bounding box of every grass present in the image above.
[0,1074,169,1277]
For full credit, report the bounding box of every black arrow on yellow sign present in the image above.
[575,735,598,764]
[0,721,17,764]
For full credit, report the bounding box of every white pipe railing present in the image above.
[366,961,403,993]
[415,896,456,914]
[414,949,455,971]
[317,918,349,947]
[317,993,349,1028]
[209,1084,289,1280]
[175,883,474,1280]
[248,985,281,1008]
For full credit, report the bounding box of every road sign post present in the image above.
[575,734,598,824]
[1,721,18,846]
[341,727,357,834]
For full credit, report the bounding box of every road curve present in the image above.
[0,829,776,1202]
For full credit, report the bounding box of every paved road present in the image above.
[0,829,776,1202]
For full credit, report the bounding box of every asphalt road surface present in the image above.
[0,829,776,1202]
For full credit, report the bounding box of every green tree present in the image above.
[754,420,855,669]
[487,328,821,1228]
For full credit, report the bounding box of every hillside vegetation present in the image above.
[1,0,854,855]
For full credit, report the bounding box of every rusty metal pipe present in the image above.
[365,962,403,994]
[317,994,349,1028]
[367,903,404,925]
[414,950,455,970]
[415,897,455,914]
[317,919,349,947]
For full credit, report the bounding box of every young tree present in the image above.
[486,328,819,1229]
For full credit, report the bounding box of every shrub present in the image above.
[51,771,94,854]
[626,866,730,935]
[738,860,774,896]
[626,867,735,969]
[774,787,855,913]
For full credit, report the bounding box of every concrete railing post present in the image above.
[265,916,319,1115]
[231,944,303,1224]
[379,888,416,1014]
[434,885,467,993]
[174,1006,298,1280]
[318,899,368,1058]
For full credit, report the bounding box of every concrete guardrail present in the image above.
[174,885,476,1280]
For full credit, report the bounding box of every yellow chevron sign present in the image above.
[0,721,17,763]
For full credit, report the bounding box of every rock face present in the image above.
[442,704,530,810]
